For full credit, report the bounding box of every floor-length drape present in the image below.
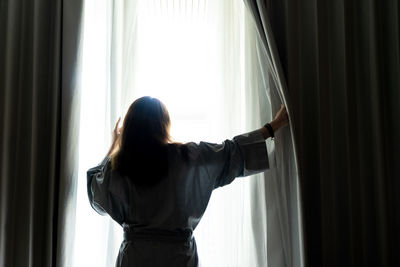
[267,0,400,266]
[0,0,83,266]
[243,1,304,267]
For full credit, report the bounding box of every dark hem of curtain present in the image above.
[52,0,63,265]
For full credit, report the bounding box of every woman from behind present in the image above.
[87,96,288,266]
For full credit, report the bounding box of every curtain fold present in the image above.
[56,1,84,266]
[243,1,304,267]
[267,0,400,266]
[0,0,83,266]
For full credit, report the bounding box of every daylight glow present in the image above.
[73,1,247,266]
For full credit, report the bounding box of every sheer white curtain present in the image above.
[73,0,279,266]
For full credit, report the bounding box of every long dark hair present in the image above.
[111,96,171,185]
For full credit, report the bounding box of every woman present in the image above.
[87,96,289,267]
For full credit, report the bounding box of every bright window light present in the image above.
[73,1,252,266]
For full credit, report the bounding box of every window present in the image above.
[73,1,263,266]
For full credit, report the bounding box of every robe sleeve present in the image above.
[195,129,269,188]
[87,156,125,224]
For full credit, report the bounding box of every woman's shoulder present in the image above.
[167,142,202,162]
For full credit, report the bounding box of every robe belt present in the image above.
[123,226,193,243]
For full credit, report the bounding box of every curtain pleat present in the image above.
[243,1,304,267]
[0,0,83,266]
[57,1,83,266]
[268,0,400,266]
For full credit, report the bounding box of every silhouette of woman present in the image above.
[87,96,288,267]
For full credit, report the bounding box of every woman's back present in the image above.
[87,97,288,266]
[88,130,270,267]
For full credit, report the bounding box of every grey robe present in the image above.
[87,129,269,267]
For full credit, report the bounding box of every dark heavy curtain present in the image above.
[0,1,83,266]
[249,0,400,266]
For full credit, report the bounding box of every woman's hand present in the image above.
[112,117,122,144]
[108,117,121,156]
[271,104,289,132]
[261,104,289,139]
